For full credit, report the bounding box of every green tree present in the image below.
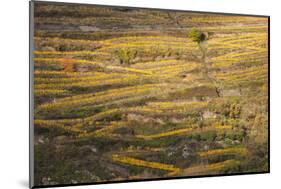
[188,28,220,94]
[188,28,208,59]
[189,28,207,75]
[188,28,203,43]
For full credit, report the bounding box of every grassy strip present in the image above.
[198,147,247,157]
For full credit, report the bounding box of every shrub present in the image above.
[115,48,137,65]
[229,103,242,118]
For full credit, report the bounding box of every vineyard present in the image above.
[32,2,269,186]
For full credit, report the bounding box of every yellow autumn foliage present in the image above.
[112,154,181,172]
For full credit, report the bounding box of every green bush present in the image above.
[115,48,137,65]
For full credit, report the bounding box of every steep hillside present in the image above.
[32,2,269,186]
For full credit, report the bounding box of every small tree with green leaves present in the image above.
[188,27,214,87]
[188,28,203,44]
[188,27,208,60]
